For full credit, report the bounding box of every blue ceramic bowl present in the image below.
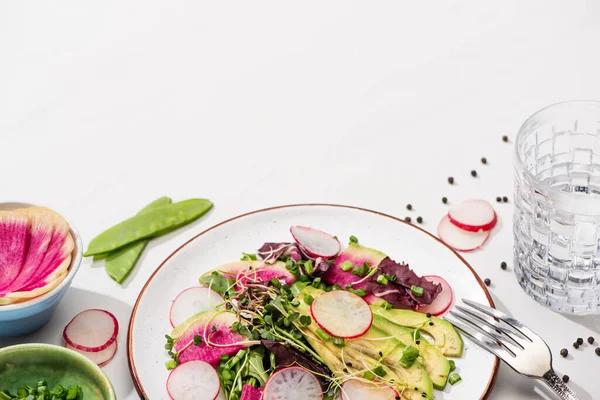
[0,202,83,337]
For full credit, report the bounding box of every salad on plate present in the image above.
[163,226,463,400]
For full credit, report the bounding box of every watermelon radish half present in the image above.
[0,211,30,292]
[0,270,68,304]
[417,275,453,316]
[240,384,263,400]
[448,200,497,232]
[172,311,257,366]
[263,367,322,400]
[200,260,295,291]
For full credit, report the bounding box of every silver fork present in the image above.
[444,299,578,400]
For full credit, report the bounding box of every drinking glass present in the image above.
[514,101,600,315]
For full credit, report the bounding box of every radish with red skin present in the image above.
[66,341,117,366]
[290,226,340,259]
[263,366,323,400]
[63,309,119,352]
[341,379,399,400]
[417,275,453,316]
[169,287,224,328]
[167,360,220,400]
[438,215,490,252]
[310,290,372,339]
[448,200,497,232]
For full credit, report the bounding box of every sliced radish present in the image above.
[417,275,453,316]
[448,200,497,232]
[63,309,119,352]
[438,215,489,252]
[290,226,340,259]
[341,379,399,400]
[310,290,372,339]
[263,366,323,400]
[215,388,226,400]
[167,360,220,400]
[66,341,117,366]
[170,287,225,328]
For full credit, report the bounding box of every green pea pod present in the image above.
[84,198,213,256]
[104,196,172,283]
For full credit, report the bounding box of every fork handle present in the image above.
[543,370,579,400]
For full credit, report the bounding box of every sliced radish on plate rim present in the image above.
[448,200,497,232]
[418,275,453,316]
[263,366,323,400]
[311,290,372,339]
[341,379,399,400]
[63,309,119,352]
[169,287,225,328]
[167,360,220,400]
[290,226,340,258]
[438,215,490,252]
[66,340,117,366]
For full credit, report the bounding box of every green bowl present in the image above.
[0,344,116,400]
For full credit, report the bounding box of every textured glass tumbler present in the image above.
[514,101,600,315]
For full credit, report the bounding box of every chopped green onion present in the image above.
[348,288,366,297]
[399,346,420,368]
[349,235,359,243]
[193,335,203,346]
[363,371,375,381]
[290,300,300,307]
[333,337,345,347]
[351,265,366,276]
[299,315,312,326]
[339,261,354,271]
[312,277,322,287]
[410,285,424,297]
[380,300,393,310]
[449,373,462,385]
[303,294,314,305]
[372,365,387,377]
[165,359,177,370]
[269,277,281,288]
[376,275,389,285]
[316,328,331,341]
[449,359,456,371]
[304,260,314,275]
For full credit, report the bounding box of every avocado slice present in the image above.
[293,287,433,399]
[373,307,464,357]
[371,314,450,389]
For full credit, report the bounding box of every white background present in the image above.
[1,1,600,399]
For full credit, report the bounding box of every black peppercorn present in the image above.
[481,157,487,164]
[502,135,508,142]
[576,338,584,345]
[405,216,412,223]
[406,204,412,210]
[501,261,507,270]
[416,216,423,224]
[560,348,568,357]
[448,177,454,184]
[588,337,595,344]
[415,340,420,345]
[496,197,502,202]
[503,196,509,203]
[471,170,477,177]
[429,322,434,326]
[426,313,432,318]
[562,375,569,383]
[484,278,491,286]
[442,197,448,204]
[573,342,580,349]
[595,347,600,356]
[343,368,348,373]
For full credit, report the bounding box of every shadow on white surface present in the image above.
[563,314,600,334]
[0,287,135,399]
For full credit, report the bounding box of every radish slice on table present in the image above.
[263,366,322,400]
[418,275,453,316]
[290,226,340,258]
[66,341,117,366]
[311,290,372,339]
[169,287,225,328]
[63,309,119,352]
[448,200,497,232]
[341,379,399,400]
[438,215,490,252]
[167,360,220,400]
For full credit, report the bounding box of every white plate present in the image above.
[128,204,499,399]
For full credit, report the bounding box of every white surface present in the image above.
[1,1,599,398]
[130,205,496,399]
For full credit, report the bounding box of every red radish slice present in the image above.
[417,275,453,316]
[448,200,497,232]
[66,340,117,366]
[311,290,372,339]
[341,379,399,400]
[438,215,489,252]
[170,287,225,328]
[63,309,119,352]
[263,366,323,400]
[290,226,340,258]
[167,360,220,400]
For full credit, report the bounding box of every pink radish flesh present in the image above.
[167,360,220,400]
[417,275,453,316]
[438,216,489,252]
[66,341,117,366]
[290,226,340,258]
[170,287,224,328]
[263,366,323,400]
[63,309,119,352]
[448,200,497,232]
[341,379,399,400]
[311,290,372,339]
[0,213,30,292]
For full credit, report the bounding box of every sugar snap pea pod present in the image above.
[104,196,172,283]
[83,198,213,256]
